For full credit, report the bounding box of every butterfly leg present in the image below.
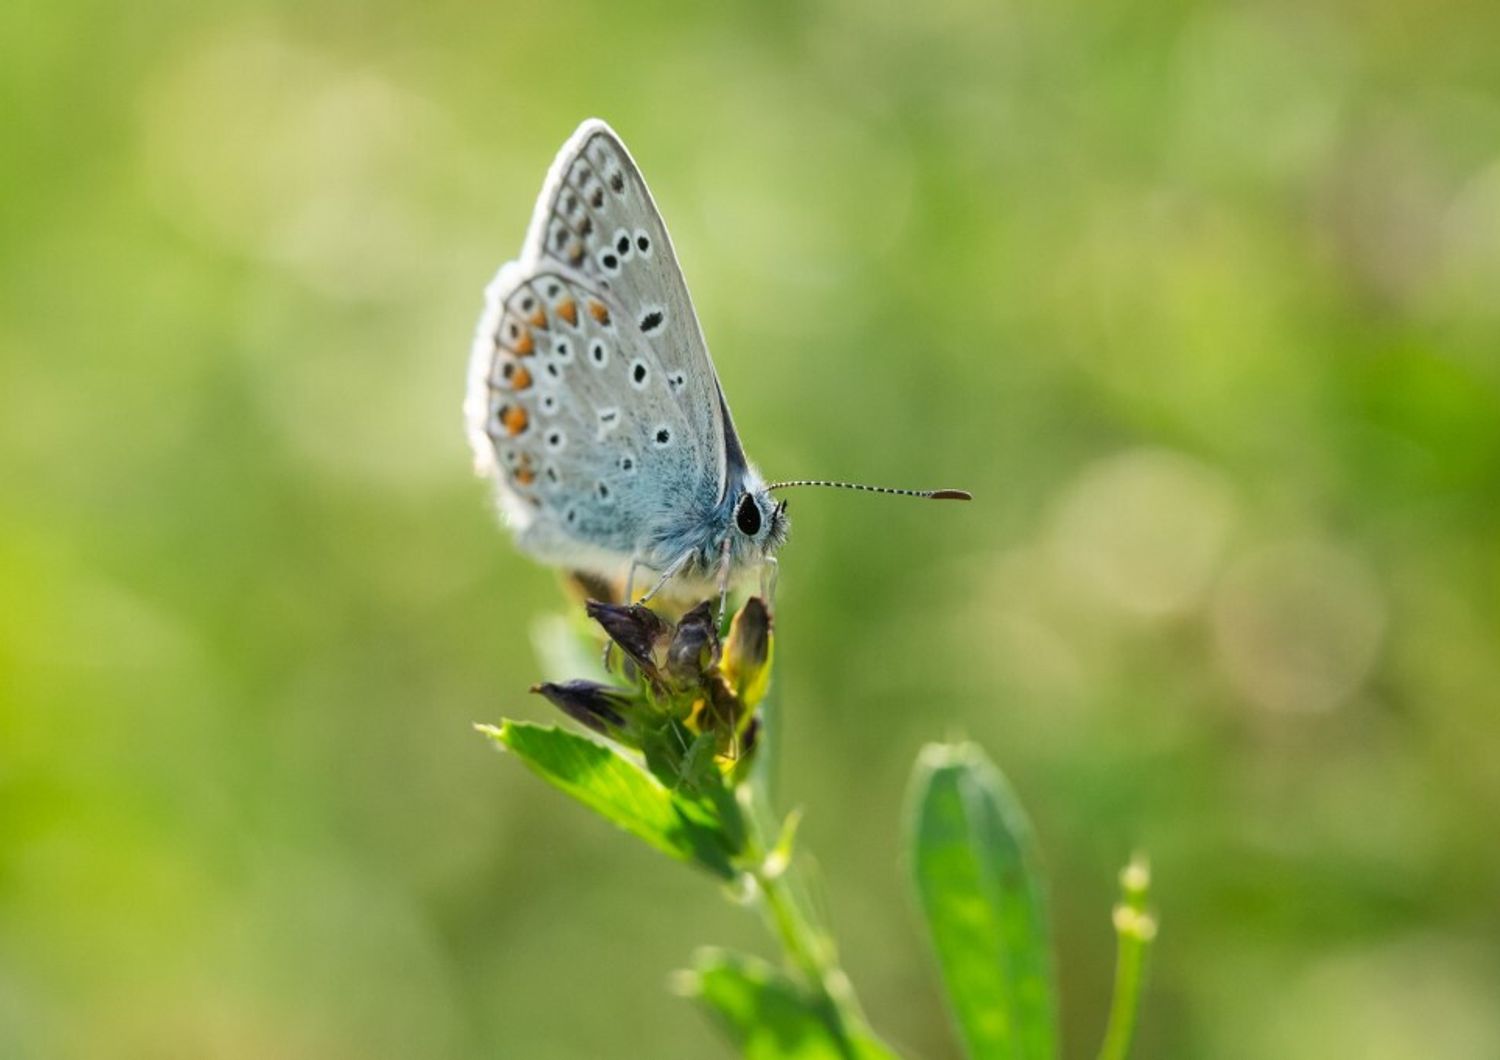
[714,534,734,627]
[638,549,695,606]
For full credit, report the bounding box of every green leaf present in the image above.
[906,743,1057,1060]
[480,720,741,878]
[680,949,898,1060]
[639,718,749,857]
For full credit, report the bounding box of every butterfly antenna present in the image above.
[765,480,972,501]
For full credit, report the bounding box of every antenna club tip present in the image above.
[930,489,972,501]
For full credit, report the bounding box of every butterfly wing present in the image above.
[466,120,741,575]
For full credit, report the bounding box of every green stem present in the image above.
[756,863,825,986]
[732,619,888,1056]
[743,786,875,1055]
[1097,856,1156,1060]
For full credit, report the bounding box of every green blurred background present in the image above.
[5,0,1500,1056]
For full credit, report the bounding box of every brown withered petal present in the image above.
[724,597,771,674]
[667,601,720,683]
[585,600,671,675]
[531,680,631,735]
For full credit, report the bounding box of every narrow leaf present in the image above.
[906,743,1057,1060]
[680,949,897,1060]
[480,720,740,878]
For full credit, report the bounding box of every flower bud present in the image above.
[531,680,633,738]
[585,601,671,678]
[721,596,773,707]
[667,601,720,683]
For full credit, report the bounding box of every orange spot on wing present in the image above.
[529,308,548,328]
[512,451,537,486]
[587,300,611,326]
[513,328,534,356]
[557,298,578,326]
[509,365,532,391]
[501,405,529,437]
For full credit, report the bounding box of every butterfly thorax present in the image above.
[644,470,789,586]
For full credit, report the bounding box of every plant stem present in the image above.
[1098,855,1156,1060]
[1098,930,1146,1060]
[733,625,888,1056]
[744,786,876,1054]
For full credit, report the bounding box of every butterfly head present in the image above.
[732,487,790,561]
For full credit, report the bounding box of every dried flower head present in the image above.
[531,596,775,790]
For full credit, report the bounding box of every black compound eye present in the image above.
[736,493,762,536]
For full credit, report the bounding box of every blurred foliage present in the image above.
[4,0,1500,1057]
[683,949,895,1060]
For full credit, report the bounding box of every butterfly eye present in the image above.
[736,493,762,536]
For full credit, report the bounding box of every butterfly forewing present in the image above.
[467,121,732,572]
[528,123,729,488]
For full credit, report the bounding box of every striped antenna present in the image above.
[765,480,971,501]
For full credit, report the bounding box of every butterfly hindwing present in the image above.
[470,273,720,573]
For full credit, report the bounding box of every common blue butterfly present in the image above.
[465,119,968,611]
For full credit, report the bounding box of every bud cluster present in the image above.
[531,596,774,791]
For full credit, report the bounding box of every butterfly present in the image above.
[465,119,968,614]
